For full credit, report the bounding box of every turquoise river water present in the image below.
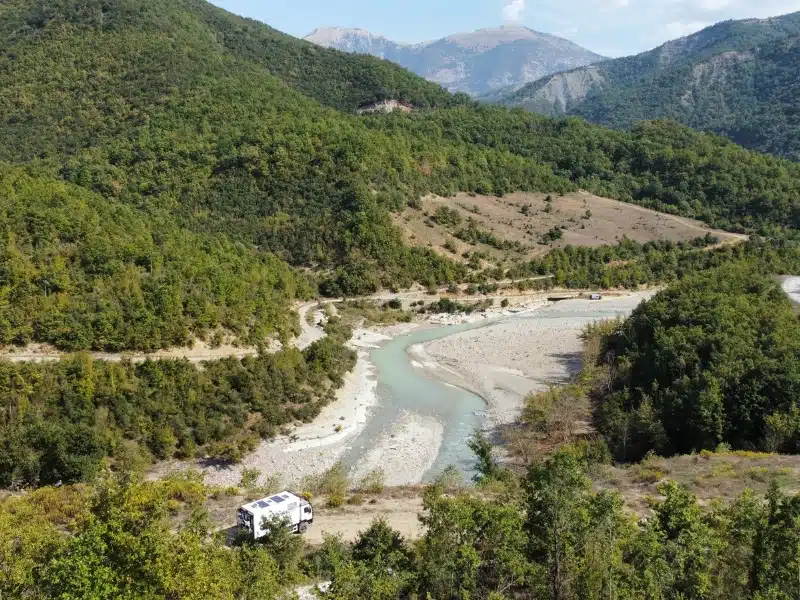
[340,304,629,482]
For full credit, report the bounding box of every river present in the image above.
[341,302,638,483]
[783,276,800,307]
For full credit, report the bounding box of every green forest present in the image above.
[6,453,800,600]
[1,0,800,350]
[594,265,800,461]
[0,327,356,487]
[1,0,800,597]
[507,236,800,289]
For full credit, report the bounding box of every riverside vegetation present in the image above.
[5,448,800,599]
[509,265,800,464]
[2,1,800,597]
[0,0,798,489]
[0,322,356,488]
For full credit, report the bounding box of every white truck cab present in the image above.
[237,491,313,540]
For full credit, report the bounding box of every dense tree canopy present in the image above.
[508,236,800,289]
[595,265,800,460]
[7,454,800,600]
[0,165,306,351]
[1,0,800,350]
[0,330,356,487]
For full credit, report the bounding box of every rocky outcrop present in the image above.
[356,100,414,115]
[508,65,605,114]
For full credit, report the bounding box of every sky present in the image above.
[213,0,800,57]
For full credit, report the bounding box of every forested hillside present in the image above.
[595,265,800,460]
[0,324,357,487]
[499,13,800,160]
[1,0,800,353]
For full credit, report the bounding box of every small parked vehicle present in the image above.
[237,491,313,539]
[589,293,602,300]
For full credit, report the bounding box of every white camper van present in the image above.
[237,491,314,540]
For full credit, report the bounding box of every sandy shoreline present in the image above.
[350,412,445,487]
[415,292,654,432]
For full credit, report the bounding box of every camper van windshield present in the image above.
[237,509,253,530]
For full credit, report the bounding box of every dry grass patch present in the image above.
[597,450,800,513]
[395,191,744,266]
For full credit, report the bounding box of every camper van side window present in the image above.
[304,507,312,514]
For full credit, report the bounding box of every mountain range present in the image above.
[498,13,800,161]
[304,25,605,97]
[1,0,799,357]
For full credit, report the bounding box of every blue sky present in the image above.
[213,0,800,57]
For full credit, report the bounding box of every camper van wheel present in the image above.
[298,521,309,534]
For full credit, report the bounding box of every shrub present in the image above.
[358,469,386,494]
[239,468,261,490]
[433,465,464,492]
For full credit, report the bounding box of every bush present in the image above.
[317,463,349,508]
[358,469,386,494]
[433,465,464,492]
[239,469,261,490]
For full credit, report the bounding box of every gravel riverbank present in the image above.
[350,412,445,487]
[417,292,654,430]
[153,292,653,488]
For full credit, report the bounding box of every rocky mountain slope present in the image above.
[305,25,605,97]
[498,13,800,160]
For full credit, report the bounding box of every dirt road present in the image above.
[304,497,425,544]
[209,494,426,545]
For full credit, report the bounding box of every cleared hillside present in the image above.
[395,191,745,264]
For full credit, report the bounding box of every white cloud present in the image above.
[530,0,800,56]
[503,0,526,21]
[663,20,712,37]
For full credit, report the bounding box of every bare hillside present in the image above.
[396,191,745,264]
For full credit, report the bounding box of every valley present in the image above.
[1,0,800,598]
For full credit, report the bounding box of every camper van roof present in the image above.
[241,491,302,512]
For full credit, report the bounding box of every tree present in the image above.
[525,452,593,600]
[256,515,305,585]
[419,492,528,599]
[468,429,504,483]
[524,451,633,600]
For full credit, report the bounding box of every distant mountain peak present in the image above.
[305,26,389,44]
[304,25,604,97]
[443,25,559,50]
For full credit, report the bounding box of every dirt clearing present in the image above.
[595,451,800,513]
[206,491,426,544]
[395,191,746,263]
